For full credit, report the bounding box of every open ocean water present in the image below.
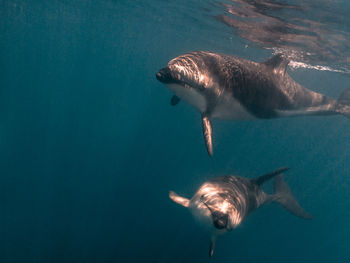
[1,0,350,262]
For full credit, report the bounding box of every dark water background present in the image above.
[1,0,350,262]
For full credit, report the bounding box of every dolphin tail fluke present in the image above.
[337,88,350,118]
[169,191,190,207]
[273,174,313,219]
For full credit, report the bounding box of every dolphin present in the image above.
[156,51,350,156]
[169,167,312,258]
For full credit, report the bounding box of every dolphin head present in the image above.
[156,53,212,88]
[156,52,219,112]
[198,195,231,231]
[156,67,178,84]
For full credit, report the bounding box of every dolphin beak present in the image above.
[156,67,172,83]
[156,71,163,81]
[156,71,162,81]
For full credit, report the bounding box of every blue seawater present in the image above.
[1,1,350,262]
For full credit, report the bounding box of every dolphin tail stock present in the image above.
[169,191,190,208]
[336,87,350,118]
[273,174,313,219]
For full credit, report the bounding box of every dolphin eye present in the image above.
[198,85,206,91]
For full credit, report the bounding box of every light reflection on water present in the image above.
[214,0,350,73]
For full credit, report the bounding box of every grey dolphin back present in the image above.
[273,174,313,219]
[337,88,350,118]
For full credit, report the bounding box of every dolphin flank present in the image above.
[169,167,312,258]
[156,51,350,156]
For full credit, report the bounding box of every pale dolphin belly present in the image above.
[275,103,338,118]
[167,83,206,113]
[211,92,256,120]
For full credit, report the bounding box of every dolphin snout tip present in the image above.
[155,71,163,81]
[156,67,172,83]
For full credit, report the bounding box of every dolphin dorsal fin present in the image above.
[252,167,290,186]
[263,54,289,75]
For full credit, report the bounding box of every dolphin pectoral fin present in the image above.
[169,191,190,207]
[209,237,216,258]
[201,114,213,156]
[170,95,181,106]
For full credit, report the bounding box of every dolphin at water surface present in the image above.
[156,51,350,156]
[169,167,312,258]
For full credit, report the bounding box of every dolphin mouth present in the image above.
[200,195,229,230]
[156,67,189,87]
[156,67,174,84]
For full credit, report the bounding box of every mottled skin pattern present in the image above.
[166,51,335,118]
[191,175,268,230]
